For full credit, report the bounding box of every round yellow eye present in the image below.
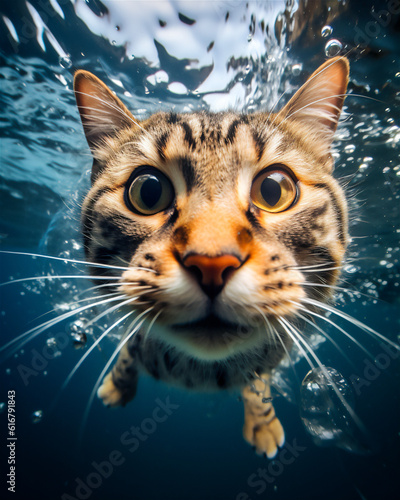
[126,169,174,215]
[251,167,298,213]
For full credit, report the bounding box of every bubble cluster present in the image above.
[324,39,343,58]
[300,367,366,453]
[69,319,89,348]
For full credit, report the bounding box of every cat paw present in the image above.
[243,412,285,458]
[97,373,125,407]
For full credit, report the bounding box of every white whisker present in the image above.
[279,317,367,433]
[0,250,157,274]
[296,312,355,369]
[277,317,315,371]
[28,291,123,325]
[290,300,374,360]
[0,275,123,288]
[61,310,135,392]
[78,306,154,445]
[297,282,378,302]
[83,295,139,330]
[301,298,400,351]
[294,266,344,273]
[253,305,301,391]
[291,262,346,270]
[0,294,127,356]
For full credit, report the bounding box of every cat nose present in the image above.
[183,254,242,299]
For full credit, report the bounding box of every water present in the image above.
[1,1,400,499]
[300,367,367,454]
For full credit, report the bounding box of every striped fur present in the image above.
[75,57,350,457]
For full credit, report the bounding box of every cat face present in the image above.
[74,57,349,361]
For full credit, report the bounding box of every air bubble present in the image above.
[300,367,366,453]
[71,331,87,349]
[31,410,43,424]
[46,337,57,348]
[69,319,88,348]
[59,56,72,69]
[69,318,87,334]
[262,397,273,404]
[291,63,302,76]
[344,264,359,274]
[325,39,343,58]
[344,144,355,154]
[0,402,5,413]
[321,25,333,37]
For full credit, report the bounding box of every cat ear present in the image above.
[278,57,349,144]
[73,70,137,151]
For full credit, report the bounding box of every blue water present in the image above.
[1,1,400,499]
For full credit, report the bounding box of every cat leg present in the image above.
[97,342,139,407]
[242,374,285,458]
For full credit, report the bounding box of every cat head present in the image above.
[74,57,349,361]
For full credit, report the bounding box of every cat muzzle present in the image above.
[183,253,242,300]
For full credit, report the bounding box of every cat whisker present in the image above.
[295,312,356,370]
[290,261,347,271]
[278,317,367,433]
[270,320,301,382]
[0,275,123,288]
[290,301,375,360]
[0,294,128,358]
[61,310,135,394]
[295,266,344,273]
[76,282,121,296]
[26,291,123,326]
[253,305,300,389]
[78,306,154,446]
[266,88,290,124]
[277,317,316,371]
[252,304,277,347]
[80,295,142,331]
[296,281,377,301]
[0,250,157,274]
[142,308,164,341]
[300,297,400,351]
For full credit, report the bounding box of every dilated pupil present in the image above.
[261,177,281,206]
[140,177,162,208]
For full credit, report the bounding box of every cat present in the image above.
[73,56,349,458]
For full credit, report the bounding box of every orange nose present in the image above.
[183,254,242,288]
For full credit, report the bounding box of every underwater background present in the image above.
[0,1,399,499]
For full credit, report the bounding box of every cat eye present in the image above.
[125,167,174,215]
[251,166,298,213]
